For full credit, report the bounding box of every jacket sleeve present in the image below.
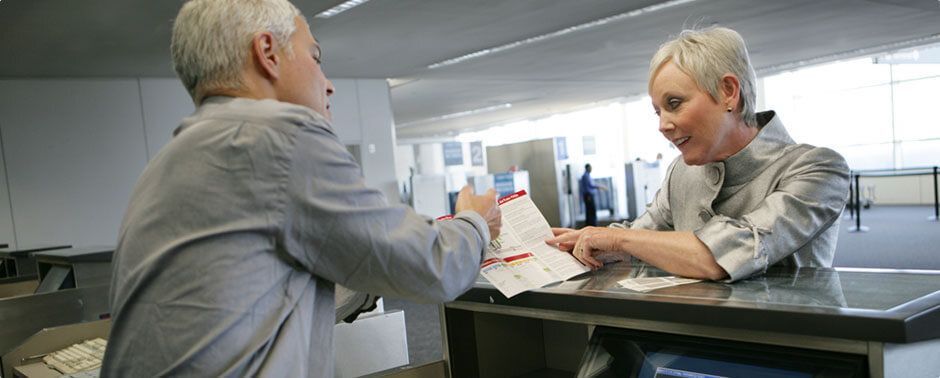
[693,147,849,282]
[279,126,489,303]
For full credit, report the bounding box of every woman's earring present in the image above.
[726,106,733,112]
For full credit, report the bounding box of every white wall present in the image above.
[859,175,938,205]
[0,80,151,247]
[355,80,400,204]
[0,77,398,249]
[139,78,195,158]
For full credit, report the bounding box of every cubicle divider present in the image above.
[847,166,939,232]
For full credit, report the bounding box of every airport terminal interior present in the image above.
[1,0,939,377]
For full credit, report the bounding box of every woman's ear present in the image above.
[720,73,741,111]
[251,32,281,81]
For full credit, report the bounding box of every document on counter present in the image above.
[617,276,701,293]
[478,190,590,298]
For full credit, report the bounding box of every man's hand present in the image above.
[455,186,501,240]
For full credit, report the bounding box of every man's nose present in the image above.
[326,80,335,96]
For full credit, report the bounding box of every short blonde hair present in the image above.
[171,0,301,103]
[649,27,758,126]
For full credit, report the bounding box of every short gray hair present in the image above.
[649,27,758,126]
[171,0,301,103]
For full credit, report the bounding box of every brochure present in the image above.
[476,190,590,298]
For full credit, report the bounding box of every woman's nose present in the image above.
[658,116,674,134]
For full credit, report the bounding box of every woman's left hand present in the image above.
[546,227,627,269]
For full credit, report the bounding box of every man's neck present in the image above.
[198,73,277,105]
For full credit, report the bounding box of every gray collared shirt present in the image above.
[632,111,850,281]
[101,97,489,377]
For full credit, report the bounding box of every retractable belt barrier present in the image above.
[846,165,939,232]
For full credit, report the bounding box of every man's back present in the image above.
[103,97,489,376]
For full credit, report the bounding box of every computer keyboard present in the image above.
[42,338,107,375]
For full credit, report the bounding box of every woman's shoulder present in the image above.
[782,143,848,170]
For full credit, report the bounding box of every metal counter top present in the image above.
[32,246,114,263]
[0,244,71,258]
[452,261,940,344]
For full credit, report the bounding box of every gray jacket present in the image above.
[102,97,489,377]
[632,111,849,281]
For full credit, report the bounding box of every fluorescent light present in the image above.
[397,103,512,129]
[427,0,700,69]
[315,0,371,19]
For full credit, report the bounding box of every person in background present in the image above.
[101,0,500,375]
[549,27,849,282]
[580,163,606,226]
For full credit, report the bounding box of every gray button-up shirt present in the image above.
[632,111,850,281]
[101,97,489,376]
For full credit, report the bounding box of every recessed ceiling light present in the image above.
[315,0,372,19]
[427,0,700,69]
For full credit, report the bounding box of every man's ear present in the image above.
[719,73,741,110]
[251,32,280,81]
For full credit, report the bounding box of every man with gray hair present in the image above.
[101,0,501,375]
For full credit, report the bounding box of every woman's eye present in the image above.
[667,98,682,110]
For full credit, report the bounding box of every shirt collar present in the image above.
[175,96,333,136]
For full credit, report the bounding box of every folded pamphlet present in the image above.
[476,190,590,298]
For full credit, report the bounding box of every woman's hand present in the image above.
[548,228,578,252]
[546,227,628,269]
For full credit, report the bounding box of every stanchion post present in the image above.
[849,172,868,232]
[930,166,938,222]
[847,171,855,220]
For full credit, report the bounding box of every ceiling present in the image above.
[2,0,940,140]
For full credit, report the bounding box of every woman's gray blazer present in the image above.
[632,111,850,281]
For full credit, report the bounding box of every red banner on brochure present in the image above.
[498,190,528,205]
[503,252,534,263]
[481,258,501,268]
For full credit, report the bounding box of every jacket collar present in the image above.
[718,110,794,186]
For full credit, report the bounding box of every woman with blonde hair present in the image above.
[548,27,849,282]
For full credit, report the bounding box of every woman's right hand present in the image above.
[547,227,628,269]
[548,228,579,252]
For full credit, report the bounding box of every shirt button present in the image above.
[699,210,712,222]
[711,167,722,185]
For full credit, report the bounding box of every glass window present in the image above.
[783,85,894,147]
[897,140,940,168]
[766,58,891,92]
[892,76,940,141]
[764,46,940,170]
[891,64,940,82]
[883,43,940,81]
[623,97,678,163]
[835,143,894,171]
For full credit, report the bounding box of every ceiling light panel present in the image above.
[315,0,372,19]
[427,0,700,69]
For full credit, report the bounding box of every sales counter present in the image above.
[442,261,940,377]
